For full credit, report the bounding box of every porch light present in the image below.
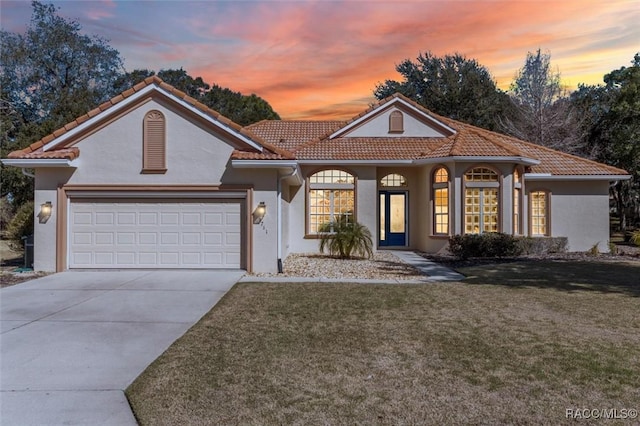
[39,201,53,223]
[252,201,266,224]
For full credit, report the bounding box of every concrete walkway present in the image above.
[390,251,465,281]
[240,250,465,283]
[0,270,243,426]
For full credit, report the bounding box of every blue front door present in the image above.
[379,191,407,246]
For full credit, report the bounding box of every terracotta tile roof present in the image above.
[294,137,448,160]
[511,139,628,175]
[5,85,628,177]
[246,120,344,151]
[7,147,79,160]
[7,76,294,161]
[244,95,628,175]
[230,150,291,160]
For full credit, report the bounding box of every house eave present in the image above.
[297,159,414,165]
[1,159,77,168]
[524,173,632,181]
[414,156,541,165]
[231,159,303,185]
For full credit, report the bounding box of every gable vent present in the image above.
[389,110,404,133]
[142,110,167,173]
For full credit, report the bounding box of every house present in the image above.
[2,77,630,273]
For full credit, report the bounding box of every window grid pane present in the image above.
[434,187,448,234]
[465,188,498,234]
[434,167,449,183]
[465,167,498,182]
[483,189,498,233]
[531,191,547,236]
[309,169,355,185]
[380,174,408,187]
[514,188,520,234]
[308,170,355,234]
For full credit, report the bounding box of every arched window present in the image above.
[513,168,522,234]
[380,173,407,187]
[464,167,500,234]
[389,110,404,133]
[432,167,449,235]
[530,190,550,236]
[307,169,355,234]
[142,110,166,173]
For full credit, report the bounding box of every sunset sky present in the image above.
[2,0,638,120]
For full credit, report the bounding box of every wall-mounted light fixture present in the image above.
[38,201,53,223]
[252,201,266,224]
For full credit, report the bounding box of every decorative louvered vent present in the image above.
[142,110,167,173]
[389,110,404,133]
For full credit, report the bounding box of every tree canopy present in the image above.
[571,54,640,228]
[374,52,512,131]
[1,0,125,206]
[1,1,280,208]
[117,68,281,126]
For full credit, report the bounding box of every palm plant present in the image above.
[318,220,373,259]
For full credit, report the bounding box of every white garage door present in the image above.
[69,200,242,269]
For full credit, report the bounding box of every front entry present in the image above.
[379,191,407,246]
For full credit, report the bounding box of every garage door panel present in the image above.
[69,201,242,269]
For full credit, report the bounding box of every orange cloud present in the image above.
[2,0,637,120]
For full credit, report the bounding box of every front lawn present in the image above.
[127,259,640,425]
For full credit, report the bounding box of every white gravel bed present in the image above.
[251,251,425,280]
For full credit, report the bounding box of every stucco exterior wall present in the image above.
[33,169,73,271]
[527,180,611,252]
[418,162,455,254]
[345,107,447,138]
[66,100,235,185]
[31,99,282,273]
[287,165,379,254]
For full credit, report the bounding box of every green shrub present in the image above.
[587,242,600,256]
[517,236,568,255]
[5,201,34,251]
[630,230,640,247]
[318,221,373,259]
[448,233,522,260]
[607,241,618,255]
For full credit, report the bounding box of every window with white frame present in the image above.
[464,167,500,234]
[308,169,355,234]
[513,168,521,234]
[432,167,449,235]
[530,190,549,236]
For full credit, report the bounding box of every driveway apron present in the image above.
[0,270,242,425]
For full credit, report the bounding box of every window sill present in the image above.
[141,169,167,174]
[430,234,451,239]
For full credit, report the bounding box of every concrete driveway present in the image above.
[0,270,243,425]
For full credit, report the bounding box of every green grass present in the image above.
[127,259,640,425]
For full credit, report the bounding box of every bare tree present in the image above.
[501,49,583,153]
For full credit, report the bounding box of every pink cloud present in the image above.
[3,0,636,120]
[85,0,116,21]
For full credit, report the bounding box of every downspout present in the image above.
[277,167,298,273]
[21,168,35,178]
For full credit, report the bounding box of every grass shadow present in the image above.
[458,259,640,297]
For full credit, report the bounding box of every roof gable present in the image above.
[8,76,294,161]
[330,95,456,139]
